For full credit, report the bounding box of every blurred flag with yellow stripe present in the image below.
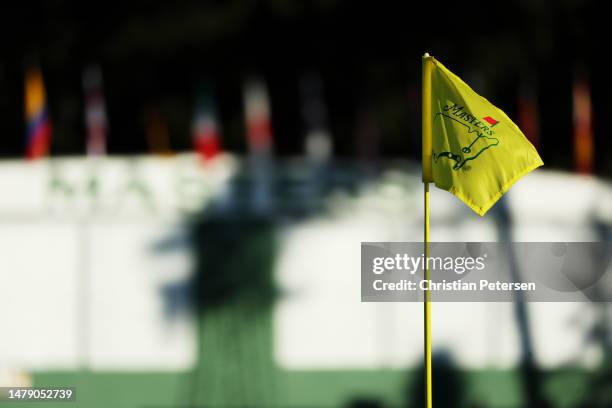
[24,67,52,159]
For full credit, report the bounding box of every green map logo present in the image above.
[433,102,500,170]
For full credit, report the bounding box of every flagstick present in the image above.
[424,182,432,408]
[422,52,433,408]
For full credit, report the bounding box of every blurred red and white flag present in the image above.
[82,65,107,156]
[243,76,274,213]
[244,77,273,154]
[192,82,221,161]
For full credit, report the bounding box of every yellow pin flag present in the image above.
[423,56,543,216]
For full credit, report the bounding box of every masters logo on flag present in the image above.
[426,57,543,216]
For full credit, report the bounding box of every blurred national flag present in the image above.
[83,65,108,156]
[24,67,52,159]
[244,77,273,154]
[192,82,221,161]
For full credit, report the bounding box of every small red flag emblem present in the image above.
[482,116,499,127]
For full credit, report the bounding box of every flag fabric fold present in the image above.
[427,57,543,216]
